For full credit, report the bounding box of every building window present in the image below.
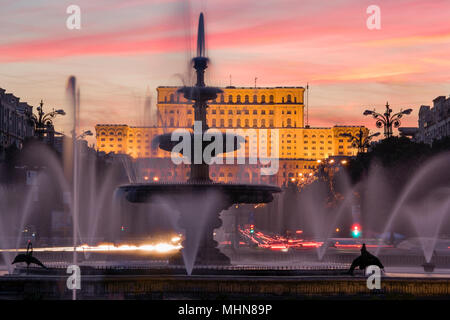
[269,95,274,103]
[236,95,241,103]
[228,95,233,103]
[245,95,249,103]
[261,95,266,103]
[253,95,257,103]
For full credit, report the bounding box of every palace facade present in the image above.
[96,87,367,186]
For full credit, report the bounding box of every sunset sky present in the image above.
[1,0,449,145]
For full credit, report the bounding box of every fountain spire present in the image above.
[197,13,205,57]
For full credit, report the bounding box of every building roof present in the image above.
[157,86,305,89]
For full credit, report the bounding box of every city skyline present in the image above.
[1,0,450,145]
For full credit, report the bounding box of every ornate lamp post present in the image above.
[31,100,65,140]
[315,158,349,202]
[76,130,93,140]
[363,102,412,139]
[340,128,380,153]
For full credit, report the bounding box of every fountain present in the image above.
[375,153,450,272]
[1,10,450,301]
[116,13,281,271]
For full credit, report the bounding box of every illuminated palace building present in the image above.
[96,87,367,186]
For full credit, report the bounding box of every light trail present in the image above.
[0,238,182,254]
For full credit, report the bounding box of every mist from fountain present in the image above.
[14,173,41,250]
[292,172,355,261]
[404,188,450,263]
[376,152,450,259]
[0,187,15,274]
[0,74,137,279]
[179,191,224,275]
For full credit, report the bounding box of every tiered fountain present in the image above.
[117,13,281,269]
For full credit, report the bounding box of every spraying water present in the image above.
[376,153,450,257]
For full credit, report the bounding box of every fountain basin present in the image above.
[178,85,223,101]
[118,182,280,204]
[154,132,242,156]
[422,262,435,273]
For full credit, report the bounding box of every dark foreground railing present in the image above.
[1,271,450,300]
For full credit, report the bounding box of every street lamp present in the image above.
[363,102,412,139]
[340,128,381,153]
[77,130,93,140]
[30,100,66,140]
[315,158,344,201]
